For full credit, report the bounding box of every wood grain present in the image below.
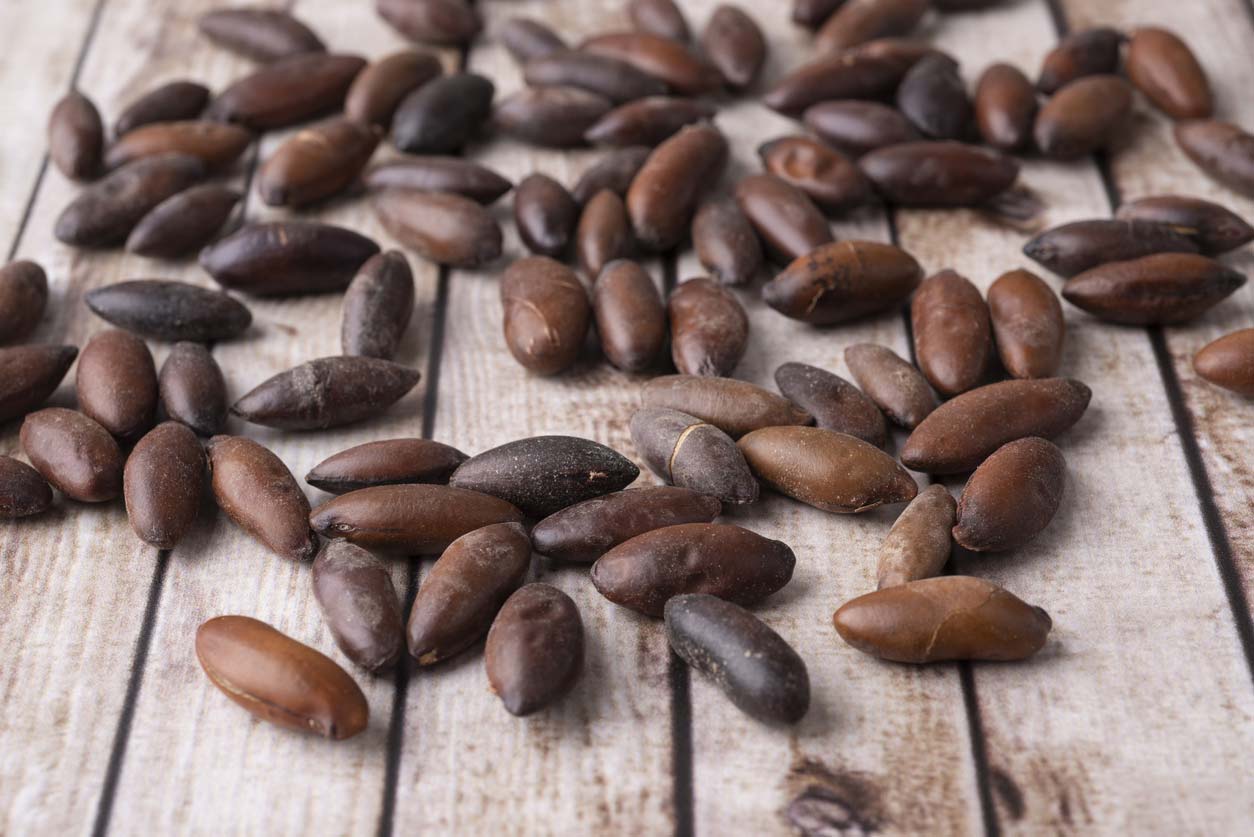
[388,2,678,832]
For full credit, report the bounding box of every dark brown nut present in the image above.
[377,0,481,45]
[592,259,665,372]
[580,32,722,96]
[734,173,831,264]
[1023,219,1199,277]
[1037,26,1121,94]
[499,17,567,64]
[763,240,922,325]
[816,0,927,53]
[105,121,252,171]
[987,269,1065,380]
[591,523,795,617]
[312,540,405,672]
[391,72,494,154]
[1116,195,1254,255]
[21,408,123,502]
[896,53,971,140]
[1124,26,1211,120]
[572,146,651,204]
[876,484,955,589]
[531,486,721,562]
[849,36,940,69]
[0,345,77,424]
[627,122,728,251]
[764,52,907,116]
[860,141,1019,206]
[932,0,1006,9]
[449,435,640,518]
[515,174,579,256]
[208,53,366,129]
[198,8,324,62]
[803,100,919,158]
[629,0,690,41]
[201,221,380,296]
[702,5,766,89]
[578,190,634,277]
[195,616,368,740]
[48,90,103,180]
[631,407,758,504]
[843,343,936,429]
[1194,328,1254,396]
[258,117,380,208]
[232,356,420,430]
[0,455,53,518]
[500,256,591,375]
[114,81,211,138]
[739,426,917,513]
[911,269,991,397]
[524,50,667,104]
[309,484,524,554]
[374,190,502,268]
[1063,253,1245,325]
[407,522,532,664]
[125,184,242,258]
[1175,120,1254,197]
[669,277,749,377]
[207,435,317,560]
[159,342,227,436]
[665,594,809,724]
[793,0,845,27]
[54,153,206,247]
[85,280,252,343]
[642,374,813,438]
[342,251,414,360]
[954,437,1065,552]
[123,421,205,549]
[364,158,512,204]
[1034,75,1132,160]
[692,198,763,286]
[757,136,870,212]
[774,362,886,448]
[585,97,717,148]
[496,86,612,148]
[900,378,1091,474]
[974,63,1036,151]
[833,576,1052,663]
[76,329,157,442]
[486,584,584,715]
[306,439,468,494]
[0,261,48,344]
[345,50,443,128]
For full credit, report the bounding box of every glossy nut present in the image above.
[374,190,502,268]
[1124,26,1211,120]
[1193,328,1254,397]
[954,437,1066,552]
[123,422,205,549]
[500,256,591,375]
[207,435,317,561]
[987,270,1065,380]
[485,583,584,715]
[1034,75,1132,160]
[763,240,922,325]
[0,261,48,344]
[21,408,123,503]
[593,259,665,372]
[627,122,728,251]
[1023,219,1198,277]
[1115,195,1254,254]
[910,269,991,397]
[734,173,832,263]
[159,342,228,436]
[691,198,763,286]
[200,221,380,296]
[257,117,380,207]
[1061,253,1245,325]
[641,374,813,438]
[668,277,749,377]
[305,438,468,494]
[231,357,420,430]
[757,136,870,212]
[76,329,157,442]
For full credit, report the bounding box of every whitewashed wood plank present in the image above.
[894,3,1254,833]
[1061,0,1254,601]
[102,2,457,834]
[0,0,99,244]
[388,1,678,833]
[668,1,985,834]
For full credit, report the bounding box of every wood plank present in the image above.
[1061,0,1254,607]
[669,1,985,834]
[388,1,678,832]
[102,2,457,833]
[897,3,1254,833]
[0,0,100,246]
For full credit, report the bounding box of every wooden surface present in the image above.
[1,0,1252,835]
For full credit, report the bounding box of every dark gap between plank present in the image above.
[890,213,999,837]
[377,25,471,834]
[1047,0,1254,686]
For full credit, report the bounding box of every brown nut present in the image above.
[374,189,502,268]
[231,357,420,430]
[76,329,157,443]
[954,437,1066,552]
[668,277,749,377]
[692,197,763,286]
[306,438,468,493]
[774,361,887,448]
[1115,195,1254,255]
[987,269,1065,379]
[501,256,591,376]
[630,406,759,505]
[124,422,206,549]
[843,343,936,429]
[0,455,54,519]
[21,408,123,503]
[1061,253,1245,325]
[592,259,665,372]
[312,539,405,672]
[734,173,833,264]
[258,117,380,208]
[1124,26,1212,120]
[1194,328,1254,396]
[876,484,955,589]
[641,374,813,438]
[627,122,728,251]
[1034,75,1132,160]
[974,63,1037,151]
[758,136,870,212]
[207,435,317,561]
[910,269,991,397]
[763,240,922,325]
[485,583,585,716]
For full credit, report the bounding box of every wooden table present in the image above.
[2,0,1252,834]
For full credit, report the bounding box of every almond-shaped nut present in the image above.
[0,345,75,424]
[954,437,1066,552]
[84,280,252,343]
[124,421,206,549]
[1173,119,1254,197]
[860,141,1019,206]
[105,121,252,171]
[55,153,206,247]
[631,407,758,505]
[0,455,53,518]
[198,8,325,62]
[76,329,157,443]
[500,256,591,376]
[593,259,665,372]
[734,173,833,263]
[207,53,366,130]
[495,86,612,148]
[763,240,922,325]
[1061,253,1245,325]
[159,342,228,436]
[312,539,405,672]
[669,277,748,377]
[125,184,242,259]
[758,136,870,212]
[815,0,928,54]
[974,63,1036,151]
[306,438,468,494]
[585,97,717,148]
[375,189,502,267]
[911,269,991,397]
[48,90,103,179]
[987,269,1064,379]
[196,615,368,739]
[341,251,415,360]
[774,362,887,448]
[692,198,763,286]
[345,50,443,128]
[200,221,380,296]
[1124,26,1211,120]
[21,408,123,503]
[377,0,481,45]
[876,484,955,589]
[1023,219,1198,277]
[485,583,584,716]
[627,122,728,251]
[577,189,634,277]
[642,374,813,438]
[364,158,513,204]
[514,174,579,257]
[1193,328,1254,396]
[834,576,1052,663]
[738,425,917,513]
[1034,75,1132,160]
[232,356,420,430]
[207,435,317,561]
[580,32,721,95]
[1115,195,1254,255]
[0,261,48,344]
[1037,27,1121,94]
[115,81,211,137]
[842,343,935,429]
[258,117,380,207]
